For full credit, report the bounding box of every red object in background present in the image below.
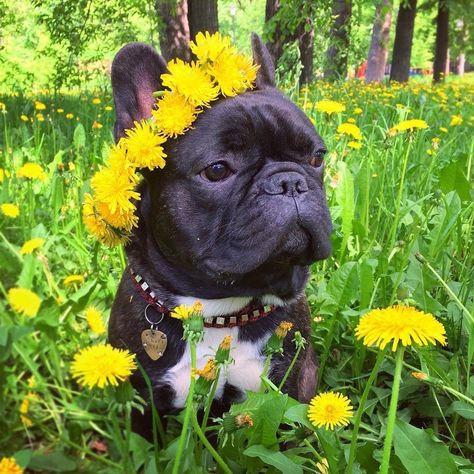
[356,60,368,78]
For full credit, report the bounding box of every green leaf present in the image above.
[28,451,78,472]
[36,297,60,326]
[326,261,358,307]
[393,419,458,474]
[73,123,86,150]
[358,258,376,309]
[450,401,474,420]
[244,445,303,474]
[335,161,355,259]
[283,403,313,429]
[438,158,470,202]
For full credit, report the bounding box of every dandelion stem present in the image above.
[172,340,197,474]
[201,366,221,431]
[191,408,232,474]
[278,344,303,391]
[346,349,385,474]
[380,346,405,474]
[260,354,272,392]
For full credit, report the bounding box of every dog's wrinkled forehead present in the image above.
[177,89,325,162]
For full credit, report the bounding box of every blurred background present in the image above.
[0,0,472,91]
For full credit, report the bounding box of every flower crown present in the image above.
[83,32,259,247]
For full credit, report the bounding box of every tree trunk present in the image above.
[156,0,190,61]
[187,0,218,42]
[433,0,449,82]
[325,0,352,81]
[299,18,315,85]
[456,53,465,76]
[265,0,283,65]
[390,0,417,83]
[365,0,392,82]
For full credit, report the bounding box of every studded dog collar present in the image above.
[129,268,277,328]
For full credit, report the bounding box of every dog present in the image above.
[108,34,332,439]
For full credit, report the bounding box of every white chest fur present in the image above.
[164,327,271,408]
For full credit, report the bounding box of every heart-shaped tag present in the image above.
[141,329,168,361]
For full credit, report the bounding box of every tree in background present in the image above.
[390,0,417,82]
[156,0,190,61]
[325,0,352,81]
[264,0,316,85]
[187,0,218,42]
[432,0,449,82]
[365,0,392,82]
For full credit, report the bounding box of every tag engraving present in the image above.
[141,329,167,360]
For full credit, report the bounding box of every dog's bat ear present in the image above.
[251,33,275,89]
[111,42,168,142]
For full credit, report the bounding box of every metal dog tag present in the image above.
[141,329,167,361]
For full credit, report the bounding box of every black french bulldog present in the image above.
[108,34,332,439]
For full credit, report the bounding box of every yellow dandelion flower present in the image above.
[123,120,167,170]
[64,274,84,287]
[82,194,130,247]
[0,168,4,182]
[275,321,293,338]
[7,288,41,317]
[347,141,362,149]
[85,306,106,335]
[17,162,47,181]
[355,305,447,351]
[91,155,140,215]
[307,392,353,430]
[337,122,362,140]
[57,108,64,113]
[353,107,363,115]
[0,457,23,474]
[35,101,46,110]
[161,59,219,106]
[92,97,101,105]
[66,113,74,119]
[20,114,28,122]
[171,303,196,320]
[20,238,45,255]
[190,31,232,64]
[1,203,20,218]
[391,119,428,133]
[450,115,462,126]
[152,92,198,138]
[92,121,103,129]
[195,358,217,381]
[316,458,329,474]
[316,100,346,115]
[70,344,137,389]
[96,200,138,230]
[208,49,258,97]
[104,105,113,111]
[19,391,39,427]
[439,127,448,133]
[36,113,45,122]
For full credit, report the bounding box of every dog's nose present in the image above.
[262,172,309,196]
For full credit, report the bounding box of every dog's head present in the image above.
[111,35,332,300]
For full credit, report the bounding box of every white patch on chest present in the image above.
[164,327,271,408]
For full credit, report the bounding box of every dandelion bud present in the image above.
[222,413,253,433]
[411,371,428,381]
[216,335,232,364]
[275,321,293,338]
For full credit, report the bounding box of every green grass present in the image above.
[0,78,473,473]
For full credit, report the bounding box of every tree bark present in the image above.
[265,0,283,65]
[432,0,449,82]
[156,0,190,61]
[390,0,417,83]
[456,53,465,76]
[325,0,352,81]
[365,0,392,82]
[299,18,315,85]
[187,0,218,42]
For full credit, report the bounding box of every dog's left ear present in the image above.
[111,42,168,141]
[251,33,275,89]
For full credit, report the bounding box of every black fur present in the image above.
[108,34,332,440]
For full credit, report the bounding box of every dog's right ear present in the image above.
[111,43,168,142]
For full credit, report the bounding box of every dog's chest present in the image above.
[163,327,271,408]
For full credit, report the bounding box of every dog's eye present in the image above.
[201,162,232,182]
[309,150,326,167]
